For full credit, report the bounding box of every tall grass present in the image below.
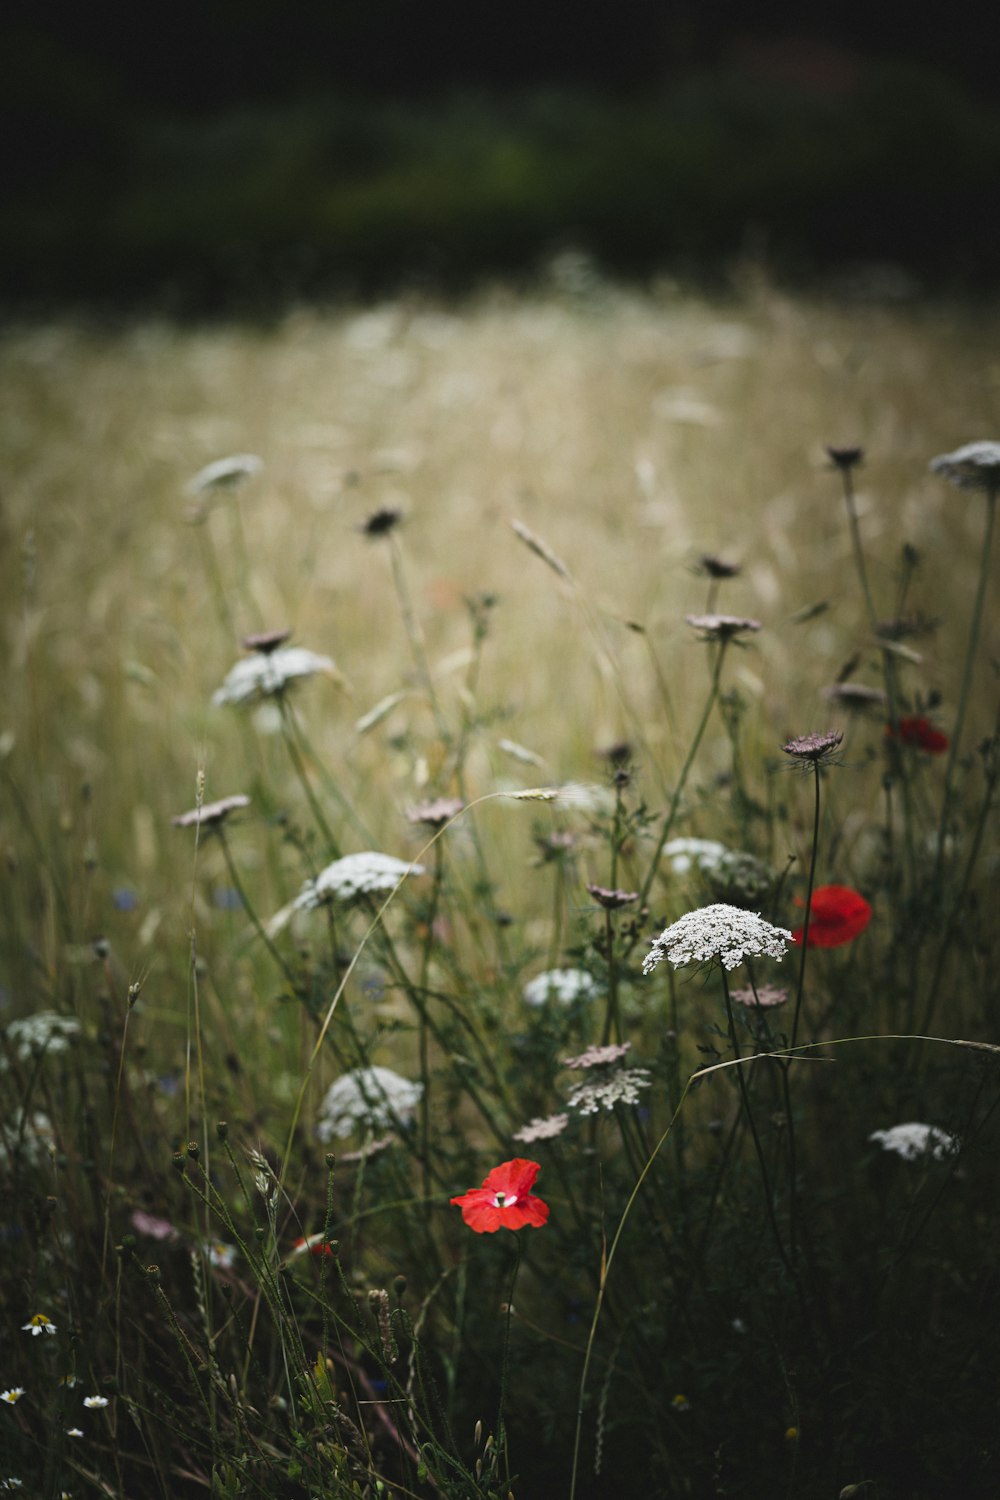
[1,278,999,1498]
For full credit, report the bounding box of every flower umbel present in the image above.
[869,1123,959,1161]
[781,730,843,767]
[512,1113,570,1144]
[792,885,872,948]
[292,851,425,912]
[212,647,338,707]
[522,969,598,1007]
[644,904,792,974]
[317,1066,423,1141]
[685,613,762,643]
[930,441,1000,492]
[451,1158,549,1233]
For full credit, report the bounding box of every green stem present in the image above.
[935,482,997,871]
[790,762,822,1051]
[638,640,728,911]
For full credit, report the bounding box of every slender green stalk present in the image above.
[278,696,341,858]
[790,762,822,1050]
[637,639,728,911]
[934,481,997,872]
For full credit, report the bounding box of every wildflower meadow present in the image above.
[1,282,999,1498]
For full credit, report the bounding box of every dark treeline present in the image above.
[3,4,999,311]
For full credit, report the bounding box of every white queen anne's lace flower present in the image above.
[643,903,792,974]
[513,1113,570,1143]
[566,1068,651,1115]
[212,648,338,707]
[868,1123,959,1161]
[294,852,425,912]
[522,969,599,1007]
[4,1012,80,1063]
[930,441,1000,492]
[662,838,728,875]
[317,1066,423,1141]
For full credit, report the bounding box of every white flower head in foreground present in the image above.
[930,441,1000,492]
[295,852,425,912]
[869,1123,959,1162]
[567,1067,651,1116]
[662,838,728,876]
[0,1390,24,1405]
[4,1012,80,1064]
[83,1395,109,1409]
[212,648,338,707]
[523,968,599,1007]
[317,1066,424,1141]
[643,904,792,975]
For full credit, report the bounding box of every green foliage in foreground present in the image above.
[1,301,999,1498]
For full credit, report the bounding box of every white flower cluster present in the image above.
[868,1123,959,1161]
[643,903,792,974]
[4,1011,80,1064]
[212,648,337,707]
[930,441,1000,492]
[1,1110,56,1168]
[513,1113,570,1143]
[317,1066,424,1141]
[294,852,425,912]
[662,838,728,875]
[522,968,599,1007]
[566,1068,651,1115]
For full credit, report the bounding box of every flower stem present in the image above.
[934,480,997,874]
[638,640,727,910]
[790,762,822,1050]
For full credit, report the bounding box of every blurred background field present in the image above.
[3,281,998,1012]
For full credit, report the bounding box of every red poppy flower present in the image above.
[885,717,949,754]
[792,885,872,948]
[451,1159,549,1234]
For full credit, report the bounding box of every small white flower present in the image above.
[317,1066,423,1142]
[513,1113,570,1143]
[212,647,338,707]
[83,1395,109,1409]
[185,453,263,496]
[66,1427,84,1438]
[207,1242,236,1270]
[566,1068,651,1115]
[0,1389,24,1404]
[21,1314,57,1336]
[3,1012,80,1064]
[868,1123,959,1162]
[1,1479,24,1490]
[662,838,728,876]
[522,969,599,1007]
[293,851,425,913]
[643,904,792,974]
[930,441,1000,492]
[2,1110,57,1169]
